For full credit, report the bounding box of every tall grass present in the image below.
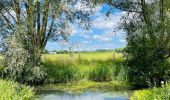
[43,60,82,83]
[130,83,170,100]
[42,52,127,83]
[42,52,123,62]
[89,64,113,82]
[0,56,4,77]
[0,79,34,100]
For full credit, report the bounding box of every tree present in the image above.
[0,0,94,84]
[117,0,170,87]
[94,0,170,87]
[43,49,49,54]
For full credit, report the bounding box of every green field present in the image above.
[41,52,126,83]
[40,52,170,99]
[1,52,169,99]
[37,52,128,92]
[42,52,124,62]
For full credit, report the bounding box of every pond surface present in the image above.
[37,90,130,100]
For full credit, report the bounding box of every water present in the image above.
[37,90,129,100]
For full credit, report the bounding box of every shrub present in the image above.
[113,64,128,81]
[127,59,170,88]
[89,64,113,82]
[0,60,4,77]
[43,60,81,83]
[3,36,45,85]
[125,25,170,87]
[0,79,34,100]
[130,84,170,100]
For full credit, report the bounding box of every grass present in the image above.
[42,52,127,84]
[0,79,34,100]
[130,83,170,100]
[89,64,113,82]
[43,60,81,83]
[42,52,124,62]
[0,51,129,98]
[36,80,129,93]
[38,52,129,93]
[1,51,170,99]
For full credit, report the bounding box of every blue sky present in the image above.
[45,4,126,51]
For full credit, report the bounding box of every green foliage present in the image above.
[3,36,45,85]
[89,64,113,82]
[114,48,125,53]
[130,83,170,100]
[0,0,94,85]
[88,59,127,82]
[43,49,49,54]
[43,60,81,83]
[42,52,127,83]
[0,79,34,100]
[120,0,170,87]
[125,24,170,87]
[0,59,4,76]
[56,50,69,54]
[37,81,129,93]
[113,64,128,81]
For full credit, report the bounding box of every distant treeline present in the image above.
[96,48,124,53]
[43,48,125,54]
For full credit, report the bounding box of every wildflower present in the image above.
[161,81,164,84]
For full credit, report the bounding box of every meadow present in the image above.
[41,52,127,84]
[42,52,123,61]
[0,51,129,99]
[1,51,170,99]
[40,52,170,100]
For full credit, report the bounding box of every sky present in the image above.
[45,4,127,51]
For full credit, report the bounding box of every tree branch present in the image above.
[41,0,50,45]
[4,8,16,22]
[109,1,142,13]
[13,0,20,22]
[0,12,14,29]
[36,1,41,35]
[42,18,55,49]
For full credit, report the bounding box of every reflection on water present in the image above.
[37,90,129,100]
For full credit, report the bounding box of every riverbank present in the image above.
[130,84,170,100]
[0,79,34,99]
[36,81,130,93]
[36,80,132,100]
[2,52,170,100]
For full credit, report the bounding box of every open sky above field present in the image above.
[46,4,126,51]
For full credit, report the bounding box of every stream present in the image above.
[37,90,130,100]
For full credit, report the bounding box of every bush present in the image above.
[130,84,170,100]
[125,25,170,87]
[3,36,45,85]
[89,64,113,82]
[113,64,128,81]
[0,60,4,77]
[0,79,34,99]
[43,60,81,83]
[127,57,170,88]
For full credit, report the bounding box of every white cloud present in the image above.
[90,10,126,42]
[92,34,112,42]
[119,39,126,43]
[66,5,127,50]
[93,35,102,39]
[79,33,91,39]
[92,11,126,30]
[71,24,93,36]
[101,37,112,41]
[70,4,126,40]
[81,41,91,44]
